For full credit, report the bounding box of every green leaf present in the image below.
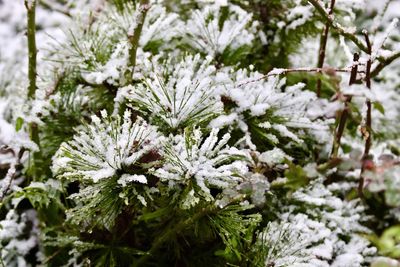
[373,101,385,115]
[15,117,24,132]
[283,160,309,190]
[368,225,400,258]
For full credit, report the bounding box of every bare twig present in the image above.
[316,0,336,97]
[308,0,368,53]
[309,0,400,68]
[370,51,400,77]
[237,66,361,87]
[330,53,360,158]
[359,31,373,198]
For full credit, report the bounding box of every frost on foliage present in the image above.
[82,40,131,86]
[125,54,222,130]
[107,2,181,50]
[54,110,163,230]
[0,100,38,171]
[260,212,374,267]
[80,2,181,85]
[53,110,162,183]
[236,172,270,207]
[0,209,40,267]
[221,148,290,208]
[211,69,331,145]
[336,0,367,23]
[259,148,289,166]
[267,179,376,266]
[259,218,320,267]
[255,179,376,266]
[154,128,248,209]
[54,2,180,85]
[278,0,313,31]
[182,3,258,57]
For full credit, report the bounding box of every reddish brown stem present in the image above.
[359,32,373,198]
[331,53,359,158]
[237,66,362,87]
[363,33,372,156]
[316,0,336,97]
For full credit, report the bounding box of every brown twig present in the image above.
[237,66,362,87]
[309,0,400,68]
[330,53,360,158]
[316,0,336,97]
[308,0,368,53]
[370,51,400,77]
[359,31,373,198]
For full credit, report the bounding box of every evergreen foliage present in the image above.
[0,0,399,266]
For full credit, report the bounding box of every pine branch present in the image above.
[134,206,217,266]
[25,0,42,179]
[316,0,335,97]
[25,0,37,99]
[128,0,150,71]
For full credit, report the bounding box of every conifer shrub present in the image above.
[0,0,399,266]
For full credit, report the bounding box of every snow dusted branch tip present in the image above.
[154,128,248,209]
[52,110,163,183]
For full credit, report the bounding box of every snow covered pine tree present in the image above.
[0,0,400,266]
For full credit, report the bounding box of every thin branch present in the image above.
[25,0,42,178]
[128,0,150,71]
[316,0,336,97]
[371,51,400,77]
[25,0,38,99]
[237,66,361,87]
[330,53,360,158]
[308,0,368,53]
[310,0,399,70]
[359,31,373,198]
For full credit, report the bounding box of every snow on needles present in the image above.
[183,3,258,57]
[53,110,163,183]
[154,128,248,209]
[124,54,222,130]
